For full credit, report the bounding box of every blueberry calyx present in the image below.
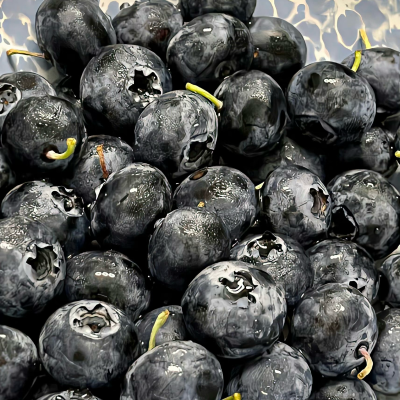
[0,83,21,114]
[26,244,59,281]
[219,270,257,305]
[329,205,358,240]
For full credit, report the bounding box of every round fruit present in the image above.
[310,379,377,400]
[379,253,400,307]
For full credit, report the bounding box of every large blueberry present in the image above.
[133,90,218,181]
[65,250,150,321]
[291,283,378,377]
[226,342,313,400]
[173,166,257,241]
[39,300,140,389]
[181,260,287,359]
[149,207,231,291]
[0,216,65,318]
[230,231,313,307]
[0,325,39,400]
[214,70,287,157]
[37,389,102,400]
[310,379,377,400]
[379,254,400,307]
[120,340,224,400]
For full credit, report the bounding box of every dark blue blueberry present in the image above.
[37,389,102,400]
[379,254,400,307]
[0,149,16,200]
[310,379,377,400]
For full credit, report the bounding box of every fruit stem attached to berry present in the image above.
[223,394,242,400]
[357,346,373,380]
[96,145,110,179]
[148,309,170,351]
[186,83,223,111]
[45,138,77,160]
[6,49,49,60]
[351,29,371,72]
[395,151,400,158]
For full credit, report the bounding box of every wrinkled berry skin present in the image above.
[182,260,287,359]
[35,0,116,86]
[230,231,313,307]
[135,305,188,355]
[379,254,400,307]
[287,62,376,147]
[121,340,223,400]
[91,163,172,255]
[0,72,56,131]
[167,13,254,90]
[214,70,287,157]
[173,166,257,241]
[66,135,135,205]
[38,389,102,400]
[1,181,89,259]
[249,17,307,88]
[310,379,377,400]
[226,342,313,400]
[291,283,378,377]
[327,170,400,260]
[366,308,400,395]
[0,325,39,400]
[39,300,140,390]
[260,165,332,248]
[0,149,16,200]
[133,90,218,181]
[81,44,172,139]
[307,239,379,303]
[65,250,151,321]
[0,216,65,318]
[112,0,183,61]
[1,96,86,181]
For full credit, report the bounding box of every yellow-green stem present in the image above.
[359,29,371,49]
[223,394,242,400]
[46,138,77,160]
[186,83,223,111]
[357,347,373,380]
[148,309,170,351]
[351,29,371,72]
[395,151,400,158]
[7,49,49,60]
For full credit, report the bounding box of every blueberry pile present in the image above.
[1,1,400,400]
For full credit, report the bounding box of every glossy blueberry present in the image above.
[0,325,39,400]
[1,181,89,259]
[260,165,332,248]
[112,0,183,61]
[65,250,151,321]
[173,166,257,241]
[310,379,377,400]
[0,216,65,318]
[379,254,400,307]
[230,231,313,307]
[366,308,400,395]
[167,13,254,90]
[39,300,140,389]
[135,305,188,355]
[327,170,400,260]
[181,260,287,359]
[91,163,172,255]
[291,283,378,377]
[0,149,16,200]
[66,135,135,205]
[307,239,379,303]
[80,44,172,139]
[287,62,376,147]
[249,16,307,88]
[120,340,224,400]
[226,342,313,400]
[133,90,218,181]
[214,70,287,157]
[1,96,87,181]
[37,389,102,400]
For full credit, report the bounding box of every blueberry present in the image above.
[249,16,307,88]
[80,45,172,139]
[112,0,183,61]
[1,181,89,259]
[135,305,188,355]
[226,342,313,400]
[327,170,400,260]
[310,379,377,400]
[181,260,287,359]
[167,13,254,90]
[37,389,102,400]
[0,325,39,400]
[65,135,135,205]
[379,254,400,307]
[133,90,218,181]
[307,240,379,303]
[287,62,376,148]
[366,308,400,395]
[91,163,172,256]
[120,340,224,400]
[39,300,140,389]
[173,166,257,241]
[291,283,378,377]
[0,216,65,318]
[65,250,151,321]
[260,165,332,248]
[0,149,16,200]
[214,70,287,157]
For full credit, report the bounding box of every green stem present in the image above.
[7,49,49,60]
[46,138,77,160]
[223,394,241,400]
[186,83,223,111]
[395,151,400,158]
[351,29,371,72]
[148,309,170,351]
